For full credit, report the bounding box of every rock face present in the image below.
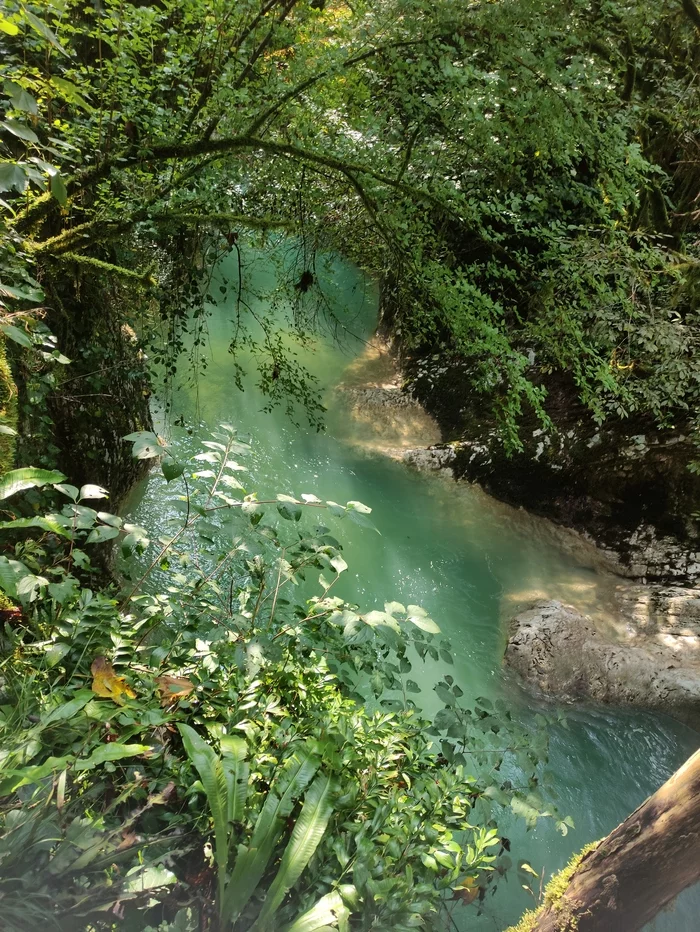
[405,361,700,586]
[506,599,700,728]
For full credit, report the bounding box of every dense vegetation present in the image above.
[1,0,699,929]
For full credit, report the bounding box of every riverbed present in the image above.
[126,247,700,930]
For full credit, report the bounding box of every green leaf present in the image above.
[384,601,405,614]
[48,575,79,604]
[0,282,43,302]
[124,430,165,459]
[79,483,108,500]
[221,734,249,825]
[0,16,19,35]
[86,525,119,544]
[0,514,71,537]
[251,773,335,932]
[50,171,68,206]
[16,573,48,601]
[1,120,38,143]
[330,554,347,574]
[50,76,93,112]
[0,162,27,193]
[0,467,66,500]
[222,746,320,924]
[178,724,229,905]
[346,500,371,514]
[162,458,184,481]
[42,690,93,724]
[277,494,302,521]
[74,742,151,771]
[54,483,79,501]
[0,755,72,796]
[406,605,440,634]
[23,9,69,56]
[0,323,33,348]
[4,81,38,115]
[124,863,178,892]
[283,891,350,932]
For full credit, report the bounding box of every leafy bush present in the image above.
[0,427,568,931]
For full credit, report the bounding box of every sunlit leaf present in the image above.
[91,657,136,705]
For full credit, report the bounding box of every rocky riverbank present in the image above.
[339,341,700,726]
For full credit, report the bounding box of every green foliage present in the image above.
[0,0,697,447]
[0,426,565,930]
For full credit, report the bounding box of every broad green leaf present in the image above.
[0,282,43,301]
[178,724,229,905]
[0,323,32,347]
[0,16,19,35]
[54,483,79,500]
[96,511,122,528]
[384,601,405,614]
[222,746,319,924]
[79,483,108,500]
[252,773,335,932]
[406,605,440,634]
[0,514,71,537]
[363,610,401,632]
[86,525,119,544]
[50,171,68,206]
[283,891,351,932]
[0,467,66,500]
[42,690,93,725]
[330,554,347,574]
[124,430,165,459]
[48,575,79,604]
[74,742,151,771]
[16,573,48,601]
[23,9,69,55]
[1,120,38,143]
[50,76,93,111]
[4,81,38,115]
[0,162,27,193]
[124,863,178,892]
[277,494,302,521]
[162,458,184,481]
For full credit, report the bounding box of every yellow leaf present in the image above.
[91,656,136,705]
[453,875,480,905]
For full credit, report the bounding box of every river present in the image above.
[125,246,700,930]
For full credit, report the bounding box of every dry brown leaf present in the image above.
[91,656,137,705]
[453,875,480,905]
[155,674,195,706]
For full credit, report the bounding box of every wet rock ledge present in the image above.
[505,598,700,729]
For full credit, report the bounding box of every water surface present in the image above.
[126,248,699,930]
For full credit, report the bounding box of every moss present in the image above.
[504,840,602,932]
[0,591,16,611]
[0,333,18,475]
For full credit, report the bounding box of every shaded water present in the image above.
[126,249,700,930]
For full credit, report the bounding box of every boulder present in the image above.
[505,599,700,728]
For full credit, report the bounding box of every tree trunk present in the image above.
[530,749,700,931]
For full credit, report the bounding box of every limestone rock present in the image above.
[506,599,700,728]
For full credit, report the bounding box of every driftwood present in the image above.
[526,749,700,931]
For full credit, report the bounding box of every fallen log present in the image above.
[509,748,700,931]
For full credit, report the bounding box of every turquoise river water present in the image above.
[125,248,700,930]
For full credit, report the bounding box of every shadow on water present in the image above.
[125,247,700,930]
